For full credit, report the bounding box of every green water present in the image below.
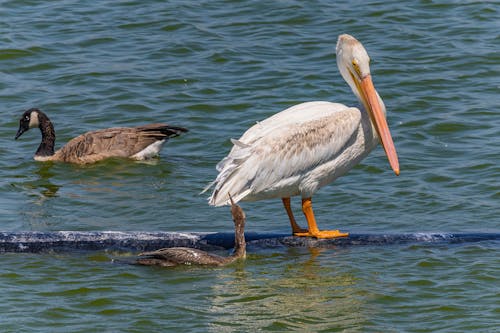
[0,1,499,332]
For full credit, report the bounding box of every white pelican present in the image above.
[204,34,399,238]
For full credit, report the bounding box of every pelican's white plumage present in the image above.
[209,101,373,204]
[204,34,399,238]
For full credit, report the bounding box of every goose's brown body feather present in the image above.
[52,124,185,164]
[136,247,232,267]
[15,108,187,164]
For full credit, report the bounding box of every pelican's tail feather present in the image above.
[203,140,255,206]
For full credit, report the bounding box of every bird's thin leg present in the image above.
[294,197,349,239]
[282,197,307,234]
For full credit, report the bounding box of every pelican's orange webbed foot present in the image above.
[297,198,349,239]
[291,225,308,234]
[294,229,349,239]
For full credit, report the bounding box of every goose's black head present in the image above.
[15,108,41,140]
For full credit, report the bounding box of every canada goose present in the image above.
[136,195,246,267]
[15,108,188,164]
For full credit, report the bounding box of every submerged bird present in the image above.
[15,108,188,164]
[204,34,400,239]
[136,195,246,267]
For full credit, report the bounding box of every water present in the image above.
[0,0,499,331]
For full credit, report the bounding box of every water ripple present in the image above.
[0,0,499,332]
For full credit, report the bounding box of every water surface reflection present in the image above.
[208,248,369,331]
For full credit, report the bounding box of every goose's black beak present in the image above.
[15,126,27,140]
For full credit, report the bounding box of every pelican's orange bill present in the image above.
[361,75,400,175]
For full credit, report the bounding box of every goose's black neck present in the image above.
[35,111,55,157]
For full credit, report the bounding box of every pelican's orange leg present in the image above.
[294,197,349,239]
[282,197,307,234]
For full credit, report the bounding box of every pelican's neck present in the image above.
[35,112,56,157]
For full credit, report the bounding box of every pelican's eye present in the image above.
[352,59,361,75]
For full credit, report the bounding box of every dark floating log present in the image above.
[0,231,499,254]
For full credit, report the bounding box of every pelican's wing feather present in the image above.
[207,102,362,206]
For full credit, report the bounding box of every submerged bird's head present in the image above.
[336,34,400,176]
[15,108,42,140]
